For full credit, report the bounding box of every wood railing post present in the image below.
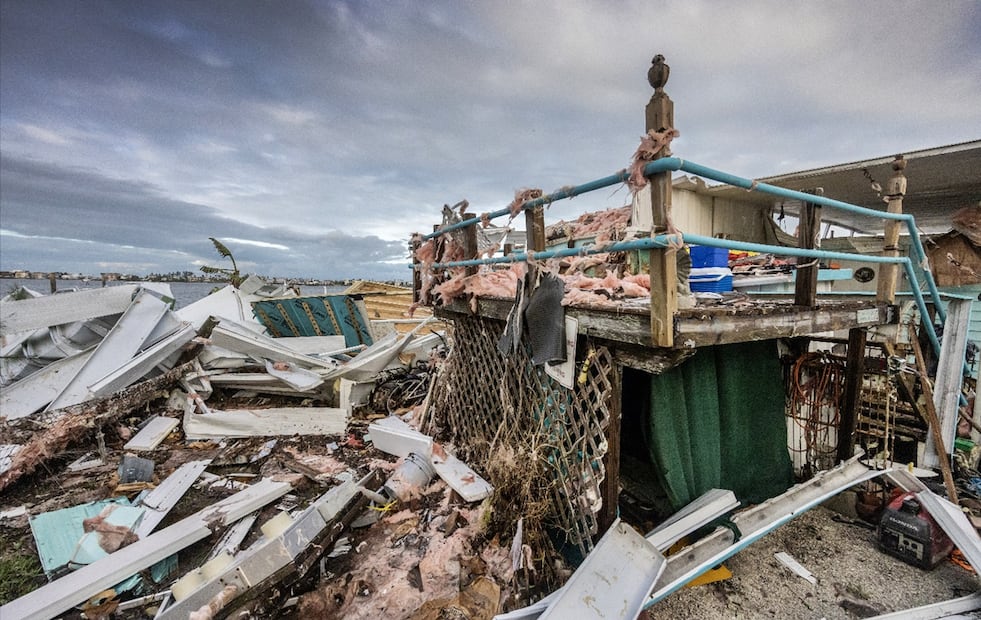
[525,205,546,281]
[410,235,422,303]
[794,188,823,308]
[463,213,478,277]
[876,156,908,303]
[646,55,676,347]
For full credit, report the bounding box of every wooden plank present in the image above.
[123,416,180,451]
[182,407,347,440]
[463,213,478,277]
[836,328,867,463]
[646,70,676,348]
[440,298,893,350]
[924,299,973,468]
[794,193,822,307]
[909,328,959,503]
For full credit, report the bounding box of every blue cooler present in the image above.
[689,267,733,293]
[689,245,729,268]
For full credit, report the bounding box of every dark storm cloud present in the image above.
[2,1,979,278]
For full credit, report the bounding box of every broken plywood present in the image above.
[123,416,180,451]
[182,407,347,440]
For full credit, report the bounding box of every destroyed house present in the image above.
[411,58,981,566]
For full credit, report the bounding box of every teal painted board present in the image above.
[29,499,132,576]
[251,295,373,347]
[28,498,176,594]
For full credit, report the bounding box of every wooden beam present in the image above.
[410,234,422,304]
[908,327,959,503]
[836,327,867,463]
[794,191,822,308]
[924,298,973,468]
[438,298,893,350]
[463,213,478,277]
[876,156,908,303]
[525,206,546,252]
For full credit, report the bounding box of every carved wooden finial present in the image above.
[648,54,670,93]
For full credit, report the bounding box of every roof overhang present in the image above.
[704,140,981,234]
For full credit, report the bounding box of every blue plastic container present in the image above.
[690,245,729,268]
[689,267,733,292]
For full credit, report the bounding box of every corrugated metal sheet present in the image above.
[251,295,373,347]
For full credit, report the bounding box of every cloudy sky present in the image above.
[2,1,979,281]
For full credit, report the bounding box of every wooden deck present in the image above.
[438,296,893,349]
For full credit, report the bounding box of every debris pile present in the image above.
[0,278,526,618]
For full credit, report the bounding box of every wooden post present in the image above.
[646,55,676,347]
[48,273,57,293]
[876,156,908,303]
[463,214,478,277]
[836,327,867,463]
[525,207,546,253]
[794,189,822,307]
[908,327,959,503]
[410,235,422,303]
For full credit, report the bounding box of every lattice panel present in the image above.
[430,313,613,555]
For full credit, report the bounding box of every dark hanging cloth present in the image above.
[523,271,567,366]
[497,270,567,366]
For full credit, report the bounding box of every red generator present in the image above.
[877,493,953,569]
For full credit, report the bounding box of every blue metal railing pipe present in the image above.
[420,168,639,240]
[419,157,945,322]
[420,232,941,355]
[418,155,953,352]
[670,159,946,324]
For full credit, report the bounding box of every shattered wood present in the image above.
[0,358,198,492]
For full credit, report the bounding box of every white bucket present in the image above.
[383,452,436,501]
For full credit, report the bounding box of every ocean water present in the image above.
[0,278,346,309]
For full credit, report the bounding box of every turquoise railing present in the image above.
[416,157,951,356]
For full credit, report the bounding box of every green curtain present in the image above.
[645,340,793,510]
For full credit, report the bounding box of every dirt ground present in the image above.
[1,418,978,619]
[647,504,979,619]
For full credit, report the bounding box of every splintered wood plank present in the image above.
[183,407,347,439]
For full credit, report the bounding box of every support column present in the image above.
[794,189,823,308]
[463,214,478,277]
[837,327,867,463]
[876,156,907,303]
[646,55,677,347]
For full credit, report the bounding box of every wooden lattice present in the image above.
[429,312,613,555]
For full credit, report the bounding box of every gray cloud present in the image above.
[2,0,979,279]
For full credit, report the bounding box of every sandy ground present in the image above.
[647,505,979,619]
